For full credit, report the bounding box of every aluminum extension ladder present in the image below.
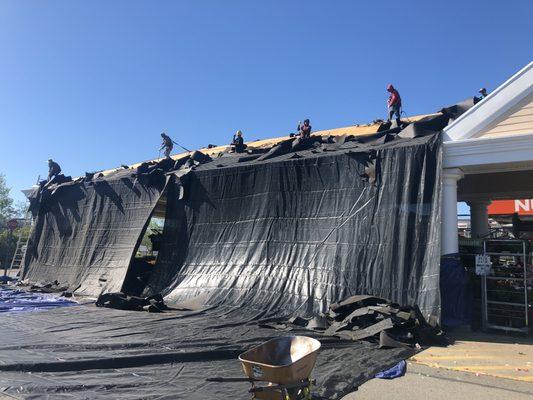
[8,198,34,275]
[9,224,31,271]
[7,177,40,276]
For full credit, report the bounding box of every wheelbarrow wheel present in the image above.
[285,385,311,400]
[302,385,312,400]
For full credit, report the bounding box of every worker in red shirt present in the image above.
[386,84,402,124]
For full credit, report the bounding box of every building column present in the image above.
[468,200,491,238]
[442,168,464,255]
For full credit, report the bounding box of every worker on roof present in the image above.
[479,87,488,99]
[160,132,173,158]
[297,119,312,138]
[231,130,246,153]
[47,159,61,182]
[386,84,402,125]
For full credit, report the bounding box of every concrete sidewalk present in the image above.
[411,328,533,382]
[343,362,533,400]
[344,328,533,400]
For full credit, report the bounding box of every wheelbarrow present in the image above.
[208,335,321,400]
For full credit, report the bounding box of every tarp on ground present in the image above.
[0,303,414,400]
[0,286,78,313]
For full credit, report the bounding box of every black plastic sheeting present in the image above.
[22,169,167,296]
[23,129,443,319]
[0,304,413,399]
[149,134,442,319]
[440,255,472,328]
[13,111,457,399]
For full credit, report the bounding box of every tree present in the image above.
[0,174,24,271]
[0,174,16,227]
[0,230,17,269]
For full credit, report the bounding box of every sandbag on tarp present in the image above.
[22,169,168,296]
[148,133,443,320]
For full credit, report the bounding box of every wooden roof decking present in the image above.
[102,113,433,176]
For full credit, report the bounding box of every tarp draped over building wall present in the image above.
[23,130,443,319]
[22,169,167,295]
[151,134,442,318]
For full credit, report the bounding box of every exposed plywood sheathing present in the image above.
[102,113,433,176]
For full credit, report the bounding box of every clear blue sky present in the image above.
[0,1,531,209]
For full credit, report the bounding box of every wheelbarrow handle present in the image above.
[250,379,315,393]
[206,377,256,383]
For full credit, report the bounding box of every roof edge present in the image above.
[444,61,533,141]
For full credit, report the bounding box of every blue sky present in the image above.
[0,1,531,210]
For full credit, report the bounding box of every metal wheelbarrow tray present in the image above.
[239,336,321,385]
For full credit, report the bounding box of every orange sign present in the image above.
[488,200,533,216]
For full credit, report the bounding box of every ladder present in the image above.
[8,196,34,275]
[9,225,31,271]
[7,176,40,275]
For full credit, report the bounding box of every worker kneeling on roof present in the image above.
[231,130,246,153]
[160,132,173,158]
[297,119,312,138]
[47,159,61,182]
[386,84,402,125]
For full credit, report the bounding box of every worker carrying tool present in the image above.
[297,119,312,138]
[160,132,173,158]
[47,159,61,181]
[231,130,246,153]
[478,87,488,99]
[386,84,402,124]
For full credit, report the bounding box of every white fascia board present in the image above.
[444,62,533,141]
[443,132,533,169]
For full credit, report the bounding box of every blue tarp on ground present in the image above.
[0,286,78,313]
[375,360,407,379]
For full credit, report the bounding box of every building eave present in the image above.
[443,132,533,173]
[443,61,533,141]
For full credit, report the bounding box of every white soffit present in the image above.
[443,132,533,172]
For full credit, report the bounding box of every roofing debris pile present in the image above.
[265,295,447,348]
[96,292,169,312]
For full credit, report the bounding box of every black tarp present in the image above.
[23,132,442,319]
[0,302,413,400]
[22,169,167,296]
[149,134,442,319]
[13,118,447,399]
